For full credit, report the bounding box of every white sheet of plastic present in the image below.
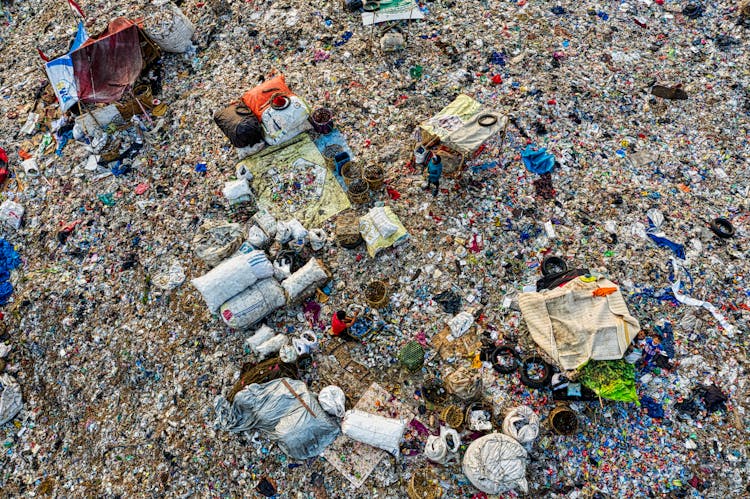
[0,374,23,426]
[214,378,340,460]
[220,278,286,329]
[502,406,540,444]
[318,386,346,418]
[462,433,528,494]
[282,258,328,303]
[236,142,266,160]
[255,334,289,358]
[341,409,406,456]
[447,311,474,339]
[244,325,275,353]
[191,251,273,312]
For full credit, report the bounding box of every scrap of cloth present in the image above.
[521,145,555,174]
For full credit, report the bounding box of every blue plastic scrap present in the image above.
[0,239,20,305]
[521,145,556,174]
[647,232,685,259]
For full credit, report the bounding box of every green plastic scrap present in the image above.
[579,359,639,404]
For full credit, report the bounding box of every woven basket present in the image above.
[364,165,385,190]
[407,470,442,499]
[437,147,465,179]
[335,211,362,249]
[341,162,361,186]
[364,280,389,308]
[347,178,369,204]
[549,404,578,435]
[99,138,123,163]
[441,405,464,428]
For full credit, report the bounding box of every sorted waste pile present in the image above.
[0,0,749,497]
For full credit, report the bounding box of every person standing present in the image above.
[424,153,442,197]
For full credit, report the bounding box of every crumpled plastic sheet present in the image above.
[0,373,23,426]
[462,432,528,494]
[214,378,340,460]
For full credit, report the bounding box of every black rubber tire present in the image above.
[491,346,520,374]
[541,255,568,276]
[710,218,735,239]
[520,356,552,388]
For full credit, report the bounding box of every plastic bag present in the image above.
[502,406,540,444]
[279,343,299,363]
[191,251,273,312]
[273,258,292,281]
[247,225,268,249]
[214,103,264,148]
[308,229,327,251]
[447,311,474,339]
[222,178,253,205]
[256,334,289,358]
[193,221,244,268]
[444,366,482,400]
[292,331,318,355]
[143,2,195,53]
[0,374,23,426]
[214,378,340,460]
[341,409,406,456]
[318,386,346,418]
[220,278,286,329]
[0,200,24,230]
[282,258,328,303]
[425,427,461,464]
[275,221,293,244]
[244,325,275,353]
[253,209,277,237]
[462,433,528,494]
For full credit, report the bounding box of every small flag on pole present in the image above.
[67,0,86,19]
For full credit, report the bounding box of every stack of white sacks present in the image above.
[191,208,329,359]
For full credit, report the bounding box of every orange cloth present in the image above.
[240,74,293,120]
[592,287,617,297]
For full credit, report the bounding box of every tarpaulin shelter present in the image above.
[71,18,143,105]
[45,18,145,111]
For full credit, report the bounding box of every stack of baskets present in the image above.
[347,178,369,204]
[341,161,362,186]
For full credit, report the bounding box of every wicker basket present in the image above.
[436,147,465,179]
[116,84,155,120]
[348,178,369,204]
[364,280,389,308]
[99,138,123,163]
[322,144,343,170]
[441,405,464,428]
[549,403,578,435]
[364,165,385,190]
[335,211,362,249]
[422,378,448,405]
[407,469,442,499]
[310,107,334,134]
[341,162,361,186]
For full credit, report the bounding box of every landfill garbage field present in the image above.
[0,0,748,497]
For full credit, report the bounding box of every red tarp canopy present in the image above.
[71,18,143,104]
